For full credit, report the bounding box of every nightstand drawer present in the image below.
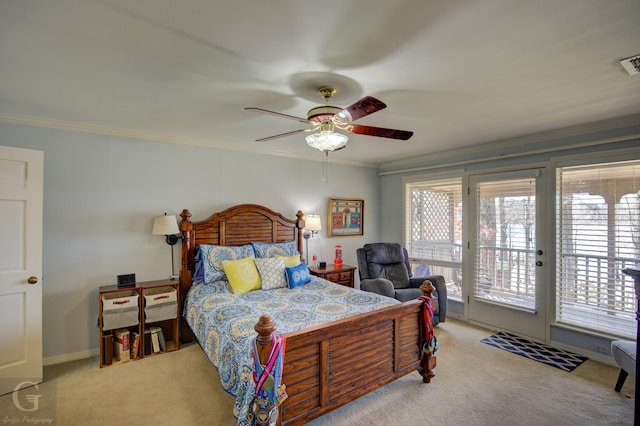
[324,272,341,282]
[338,271,352,281]
[325,273,350,285]
[308,264,356,288]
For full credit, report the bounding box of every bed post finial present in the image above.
[254,315,277,364]
[419,280,435,298]
[180,208,192,223]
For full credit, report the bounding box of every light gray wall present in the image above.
[0,122,381,360]
[379,174,404,244]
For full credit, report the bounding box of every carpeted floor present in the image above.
[1,318,634,425]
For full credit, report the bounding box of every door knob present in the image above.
[537,250,543,256]
[27,276,38,284]
[535,261,543,267]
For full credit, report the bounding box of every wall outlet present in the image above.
[593,344,609,354]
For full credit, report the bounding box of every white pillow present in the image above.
[254,257,288,290]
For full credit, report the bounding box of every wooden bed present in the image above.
[178,204,434,426]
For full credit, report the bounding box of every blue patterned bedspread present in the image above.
[184,277,399,425]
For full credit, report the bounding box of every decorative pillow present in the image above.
[193,248,204,283]
[285,262,312,289]
[275,254,301,267]
[200,244,255,283]
[222,257,261,294]
[254,257,288,290]
[251,240,299,258]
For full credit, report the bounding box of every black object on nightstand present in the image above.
[117,273,136,288]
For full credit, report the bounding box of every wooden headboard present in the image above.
[178,204,305,341]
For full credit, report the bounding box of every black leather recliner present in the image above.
[357,242,447,324]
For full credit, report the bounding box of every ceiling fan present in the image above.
[245,86,413,153]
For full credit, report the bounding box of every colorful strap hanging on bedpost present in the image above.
[418,280,437,383]
[251,315,287,426]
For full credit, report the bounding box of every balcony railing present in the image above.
[412,241,638,324]
[559,253,638,314]
[478,245,536,297]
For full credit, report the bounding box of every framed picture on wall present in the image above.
[327,198,364,237]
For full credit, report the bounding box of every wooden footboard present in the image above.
[180,204,435,425]
[263,300,426,426]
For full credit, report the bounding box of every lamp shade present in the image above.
[304,214,322,232]
[152,214,180,235]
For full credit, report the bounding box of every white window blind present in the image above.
[405,178,462,300]
[472,176,537,310]
[556,160,640,338]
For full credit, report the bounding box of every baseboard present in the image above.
[445,312,465,321]
[44,348,99,366]
[550,342,615,367]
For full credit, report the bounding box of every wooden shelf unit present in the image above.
[98,279,180,367]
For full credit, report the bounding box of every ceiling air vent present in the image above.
[619,54,640,75]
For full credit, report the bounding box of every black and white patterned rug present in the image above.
[481,331,588,372]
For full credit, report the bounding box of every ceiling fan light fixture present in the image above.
[332,110,352,125]
[246,85,412,148]
[305,131,348,152]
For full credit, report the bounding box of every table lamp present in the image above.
[303,214,322,266]
[152,213,180,280]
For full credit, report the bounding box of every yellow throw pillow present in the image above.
[276,254,301,267]
[222,257,261,294]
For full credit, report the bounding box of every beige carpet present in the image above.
[1,319,634,425]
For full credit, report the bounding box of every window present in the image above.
[405,177,463,300]
[556,160,640,338]
[473,174,537,310]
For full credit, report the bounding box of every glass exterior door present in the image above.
[468,169,547,340]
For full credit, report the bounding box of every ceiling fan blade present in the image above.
[255,128,312,142]
[347,124,413,140]
[245,107,311,124]
[332,96,387,125]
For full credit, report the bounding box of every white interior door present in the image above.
[468,168,547,341]
[0,145,43,395]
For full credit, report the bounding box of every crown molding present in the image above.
[379,113,640,171]
[0,113,376,169]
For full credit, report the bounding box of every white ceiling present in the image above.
[1,0,639,167]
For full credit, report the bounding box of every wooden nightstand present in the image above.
[98,279,180,367]
[309,264,357,288]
